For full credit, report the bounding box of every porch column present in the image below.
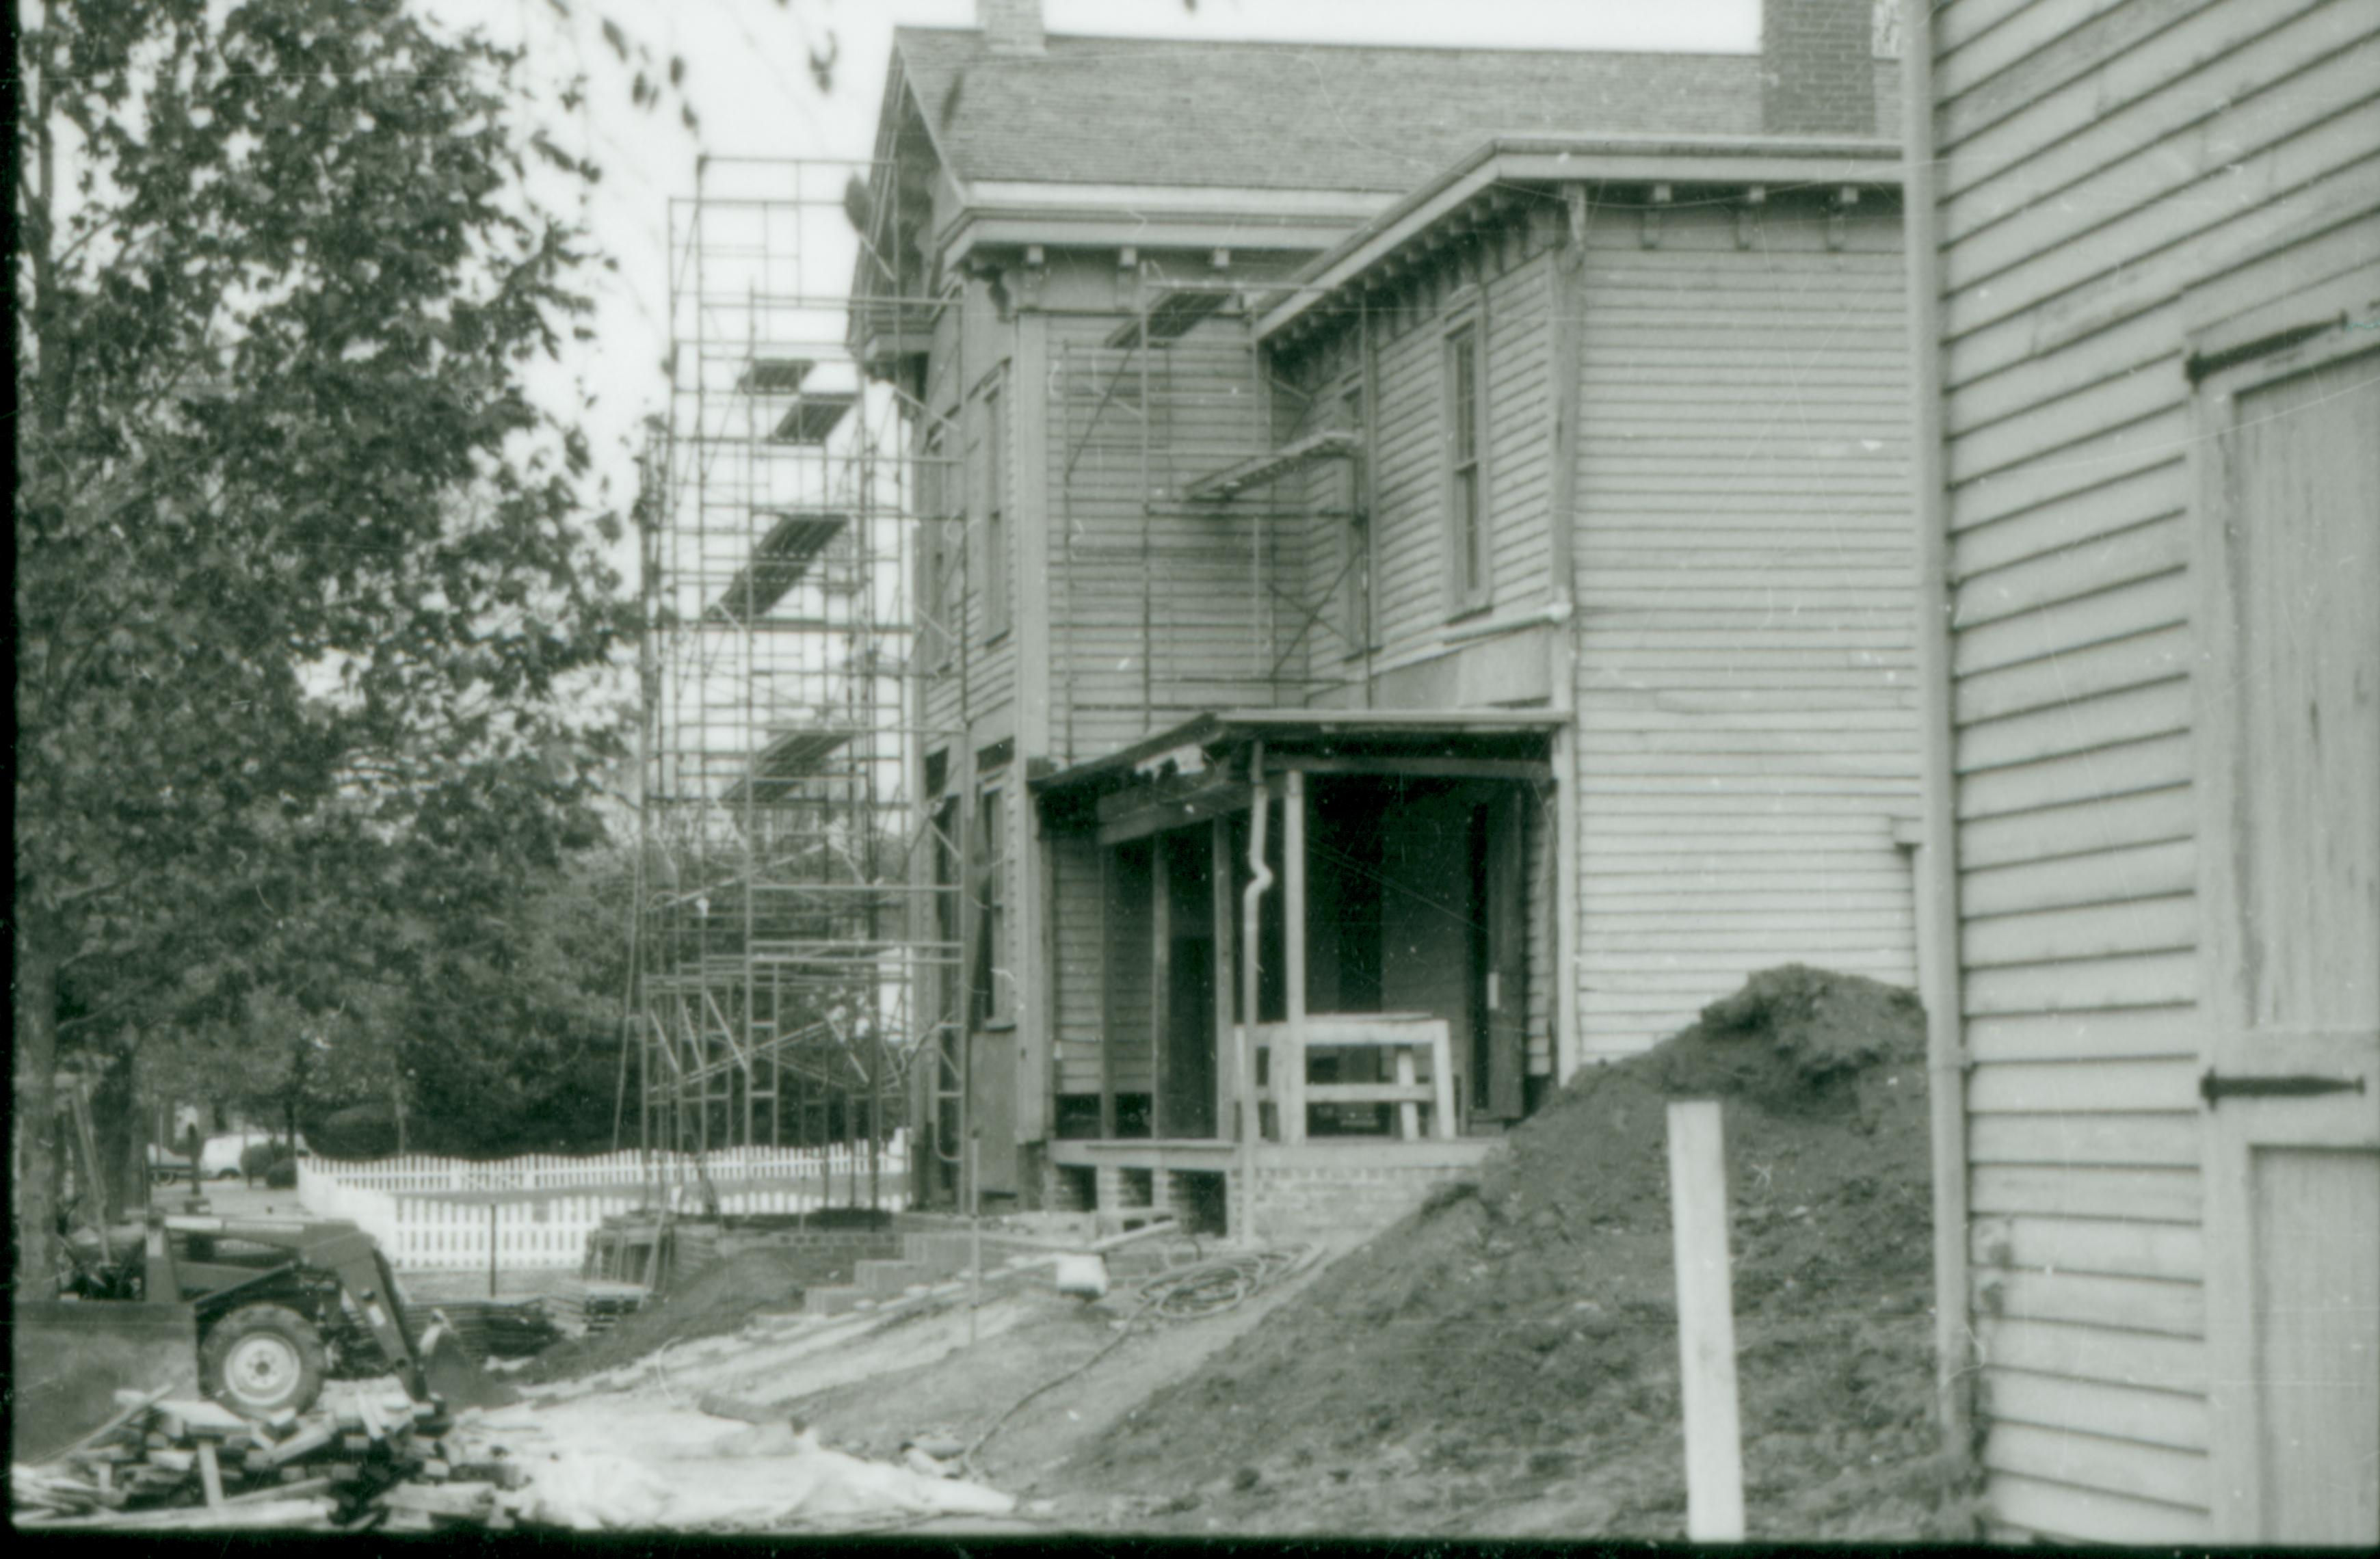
[1098,845,1118,1138]
[1211,818,1237,1145]
[1282,767,1309,1145]
[1149,839,1172,1138]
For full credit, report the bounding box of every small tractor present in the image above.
[15,1082,511,1461]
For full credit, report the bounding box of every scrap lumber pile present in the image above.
[12,1387,532,1533]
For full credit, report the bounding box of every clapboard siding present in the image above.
[1968,1167,2202,1225]
[1983,1423,2208,1514]
[1925,0,2380,1539]
[1983,1370,2210,1453]
[1348,237,1558,665]
[1570,196,1916,1057]
[1046,324,1289,762]
[1983,1475,2209,1546]
[1051,830,1105,1095]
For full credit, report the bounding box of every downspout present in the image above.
[1547,185,1589,1085]
[1238,741,1272,1241]
[1899,0,1976,1469]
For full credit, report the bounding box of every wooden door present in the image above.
[2198,343,2379,1545]
[1159,830,1217,1139]
[1379,786,1477,1123]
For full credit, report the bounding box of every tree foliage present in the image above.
[14,0,632,1293]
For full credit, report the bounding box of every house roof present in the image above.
[892,27,1835,196]
[1258,131,1905,338]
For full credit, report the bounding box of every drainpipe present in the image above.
[1899,0,1976,1469]
[1239,742,1272,1242]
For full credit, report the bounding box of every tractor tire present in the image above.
[200,1304,326,1419]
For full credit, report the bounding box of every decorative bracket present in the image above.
[1736,185,1766,250]
[1641,183,1671,250]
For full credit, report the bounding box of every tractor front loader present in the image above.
[16,1091,515,1461]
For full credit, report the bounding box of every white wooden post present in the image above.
[1667,1100,1745,1541]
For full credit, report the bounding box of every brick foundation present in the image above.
[1241,1161,1470,1244]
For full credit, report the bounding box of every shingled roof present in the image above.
[894,28,1894,194]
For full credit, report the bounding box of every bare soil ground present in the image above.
[1060,965,1958,1540]
[514,1249,810,1384]
[458,966,1964,1539]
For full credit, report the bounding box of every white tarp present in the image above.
[468,1401,1016,1532]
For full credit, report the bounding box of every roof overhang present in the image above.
[1034,708,1565,834]
[936,182,1388,271]
[1259,133,1905,340]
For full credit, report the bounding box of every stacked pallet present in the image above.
[12,1387,533,1532]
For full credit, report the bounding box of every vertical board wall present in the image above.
[1923,0,2380,1541]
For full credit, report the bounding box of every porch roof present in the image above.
[1032,706,1563,815]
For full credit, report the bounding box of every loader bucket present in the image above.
[416,1318,521,1411]
[13,1301,200,1463]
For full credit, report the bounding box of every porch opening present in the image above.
[1048,731,1552,1151]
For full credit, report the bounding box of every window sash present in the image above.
[981,384,1009,641]
[1444,321,1489,609]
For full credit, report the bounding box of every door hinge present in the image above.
[2199,1069,2368,1108]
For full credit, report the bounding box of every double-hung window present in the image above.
[972,785,1007,1026]
[919,424,955,670]
[1338,384,1372,654]
[979,382,1009,642]
[1444,319,1490,613]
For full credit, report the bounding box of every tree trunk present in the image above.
[14,915,66,1303]
[92,1044,141,1222]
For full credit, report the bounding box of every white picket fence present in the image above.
[297,1142,910,1272]
[299,1141,898,1195]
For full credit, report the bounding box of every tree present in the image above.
[14,0,631,1295]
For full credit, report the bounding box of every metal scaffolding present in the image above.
[1051,288,1364,767]
[633,156,958,1202]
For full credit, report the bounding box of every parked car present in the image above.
[147,1143,199,1184]
[198,1130,308,1182]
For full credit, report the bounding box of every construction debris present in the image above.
[12,1385,531,1532]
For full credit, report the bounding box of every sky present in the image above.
[413,0,1763,543]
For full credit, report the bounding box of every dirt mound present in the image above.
[518,1250,809,1384]
[1074,966,1954,1539]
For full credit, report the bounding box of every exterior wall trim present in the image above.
[1900,0,1977,1474]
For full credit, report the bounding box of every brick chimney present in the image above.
[1762,0,1877,136]
[979,0,1046,57]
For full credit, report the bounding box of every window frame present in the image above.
[1337,380,1373,657]
[979,377,1011,644]
[1441,312,1492,616]
[971,782,1009,1028]
[918,420,954,672]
